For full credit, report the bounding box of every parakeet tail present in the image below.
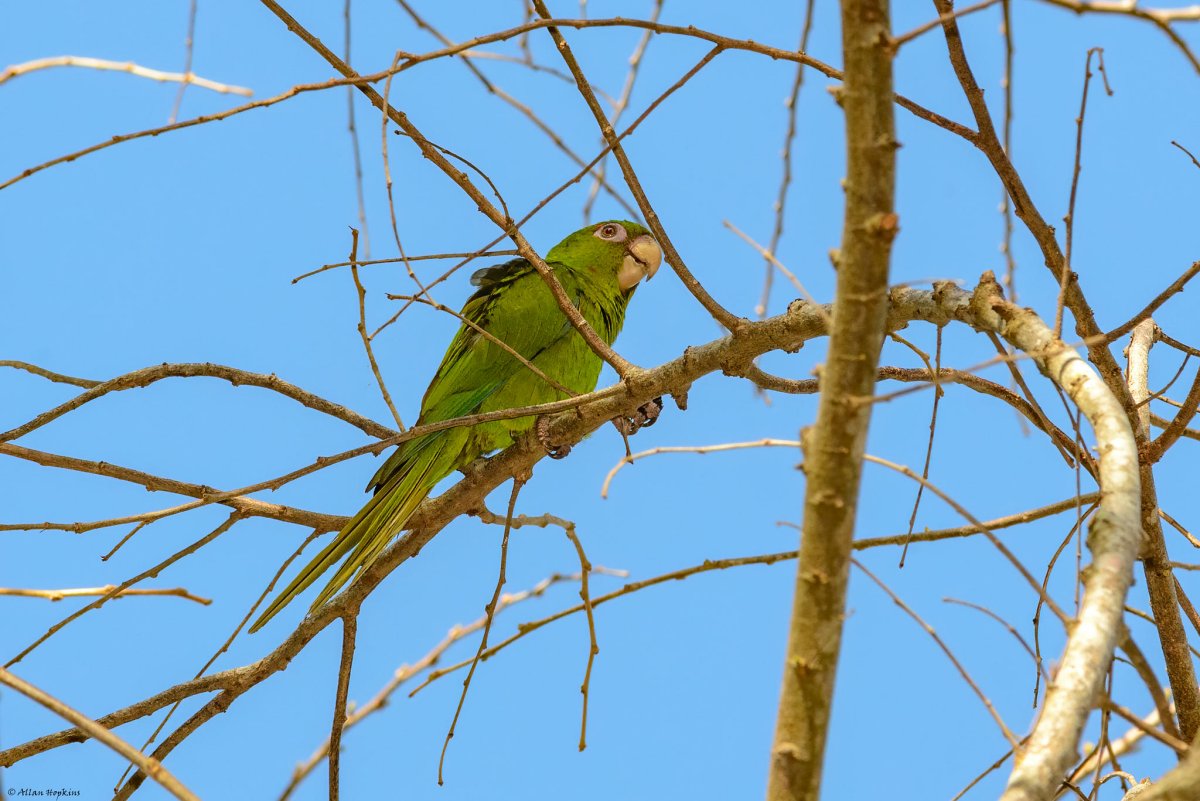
[249,433,457,633]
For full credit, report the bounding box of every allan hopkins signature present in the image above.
[8,790,82,798]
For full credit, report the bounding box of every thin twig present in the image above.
[344,0,372,261]
[1172,139,1200,170]
[746,360,1092,470]
[932,0,1133,409]
[329,615,358,801]
[169,0,200,122]
[2,16,976,194]
[601,438,801,498]
[1038,0,1200,74]
[853,559,1021,747]
[0,361,396,444]
[371,44,725,342]
[1102,261,1200,346]
[0,360,100,388]
[0,443,346,533]
[531,0,743,332]
[1159,330,1200,358]
[379,48,425,315]
[101,521,151,561]
[756,0,815,318]
[348,228,405,429]
[950,744,1019,801]
[260,0,638,377]
[1137,353,1191,410]
[1162,509,1200,549]
[1034,506,1098,705]
[0,55,250,96]
[726,220,829,326]
[1173,577,1200,640]
[394,0,638,218]
[6,513,243,668]
[123,529,326,786]
[278,568,609,799]
[386,293,575,396]
[412,492,1100,699]
[438,474,525,784]
[293,249,520,284]
[946,597,1046,683]
[983,330,1078,469]
[1117,631,1183,744]
[1149,361,1200,462]
[891,0,1004,49]
[0,667,200,801]
[1097,699,1187,754]
[899,327,944,566]
[581,0,662,221]
[0,586,210,604]
[1001,0,1017,302]
[561,523,598,750]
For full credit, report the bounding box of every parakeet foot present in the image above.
[636,396,663,428]
[611,396,663,436]
[536,415,573,459]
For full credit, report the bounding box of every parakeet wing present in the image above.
[366,257,574,491]
[250,220,657,633]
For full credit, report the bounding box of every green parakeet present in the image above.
[250,220,662,632]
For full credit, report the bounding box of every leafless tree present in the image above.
[3,2,1200,800]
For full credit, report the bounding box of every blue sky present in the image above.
[2,1,1199,799]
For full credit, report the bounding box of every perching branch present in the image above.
[0,280,1144,791]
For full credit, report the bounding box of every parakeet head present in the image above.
[546,220,662,294]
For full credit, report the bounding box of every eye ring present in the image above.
[594,222,627,242]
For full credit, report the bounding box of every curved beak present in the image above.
[618,234,662,291]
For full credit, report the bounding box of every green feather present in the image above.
[249,220,656,633]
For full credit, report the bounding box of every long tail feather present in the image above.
[249,432,460,632]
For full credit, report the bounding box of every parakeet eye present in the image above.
[594,222,627,242]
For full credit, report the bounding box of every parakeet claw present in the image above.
[536,415,573,459]
[611,396,664,437]
[637,396,664,428]
[546,442,573,459]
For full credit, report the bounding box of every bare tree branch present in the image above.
[768,0,897,795]
[0,280,1147,795]
[0,361,396,443]
[0,586,211,604]
[0,55,251,96]
[0,667,201,801]
[1126,319,1200,742]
